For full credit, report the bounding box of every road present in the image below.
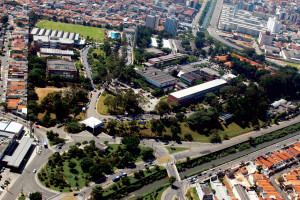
[191,0,208,36]
[80,45,96,89]
[206,0,243,50]
[163,130,300,200]
[0,16,13,103]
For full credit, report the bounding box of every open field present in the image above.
[37,21,106,41]
[35,86,67,104]
[127,120,256,143]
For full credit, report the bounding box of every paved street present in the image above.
[191,0,208,36]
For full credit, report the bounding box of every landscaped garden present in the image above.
[38,137,154,192]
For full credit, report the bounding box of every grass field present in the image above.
[37,21,106,41]
[283,61,300,70]
[165,146,189,154]
[97,90,111,115]
[35,86,67,104]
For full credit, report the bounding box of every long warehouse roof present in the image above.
[170,79,227,99]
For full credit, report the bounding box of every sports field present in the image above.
[37,21,106,41]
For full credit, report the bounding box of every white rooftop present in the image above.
[170,79,227,99]
[5,121,24,134]
[81,117,104,128]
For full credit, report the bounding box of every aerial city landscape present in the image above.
[0,0,299,199]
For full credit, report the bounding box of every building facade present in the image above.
[164,17,179,36]
[47,60,77,79]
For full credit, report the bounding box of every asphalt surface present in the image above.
[192,0,208,36]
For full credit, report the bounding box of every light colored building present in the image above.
[167,79,227,105]
[267,17,281,33]
[218,5,268,36]
[258,31,273,46]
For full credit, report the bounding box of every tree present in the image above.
[141,148,154,160]
[257,165,262,173]
[80,157,93,172]
[91,185,104,200]
[277,177,284,184]
[29,192,42,200]
[68,161,76,168]
[89,164,103,180]
[0,15,8,24]
[122,136,140,154]
[155,101,171,118]
[169,176,176,184]
[175,112,185,122]
[209,133,221,143]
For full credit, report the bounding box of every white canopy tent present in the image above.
[80,117,104,129]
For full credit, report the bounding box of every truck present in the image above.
[43,138,48,148]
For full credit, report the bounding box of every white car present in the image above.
[33,169,37,173]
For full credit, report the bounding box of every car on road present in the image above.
[35,125,39,128]
[33,169,37,173]
[0,167,5,173]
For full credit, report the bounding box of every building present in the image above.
[137,68,177,91]
[31,28,85,48]
[39,48,74,60]
[167,79,227,105]
[47,60,77,79]
[164,17,179,36]
[180,72,202,86]
[145,15,159,30]
[145,53,186,67]
[195,183,214,200]
[258,31,273,46]
[218,5,268,36]
[200,68,220,81]
[267,17,281,34]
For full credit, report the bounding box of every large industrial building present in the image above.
[47,60,77,79]
[30,28,85,48]
[218,5,268,36]
[167,79,227,105]
[137,68,177,91]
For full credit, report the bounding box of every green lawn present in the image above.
[39,159,90,192]
[283,61,300,70]
[97,90,111,115]
[129,183,171,200]
[36,21,106,41]
[165,146,189,154]
[137,120,257,143]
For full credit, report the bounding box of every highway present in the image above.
[191,0,208,36]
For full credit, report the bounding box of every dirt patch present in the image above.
[35,86,68,104]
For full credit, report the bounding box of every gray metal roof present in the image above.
[3,137,34,168]
[137,68,177,85]
[47,60,77,71]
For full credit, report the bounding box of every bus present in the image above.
[43,138,48,148]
